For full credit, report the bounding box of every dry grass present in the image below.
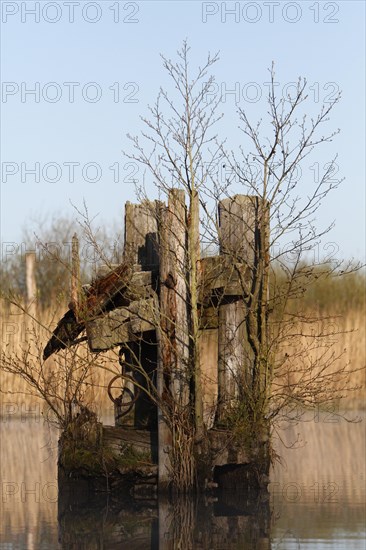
[0,301,119,416]
[0,285,365,419]
[272,309,366,412]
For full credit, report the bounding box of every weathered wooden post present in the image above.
[25,252,37,317]
[121,200,161,427]
[124,200,160,269]
[70,234,81,317]
[216,195,258,423]
[157,189,190,489]
[159,189,190,406]
[190,189,204,437]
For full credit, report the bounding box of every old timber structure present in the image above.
[55,190,271,498]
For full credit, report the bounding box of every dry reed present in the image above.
[0,293,364,418]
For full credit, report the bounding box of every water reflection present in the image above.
[0,418,59,549]
[1,411,365,549]
[58,490,271,549]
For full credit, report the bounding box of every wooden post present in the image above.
[26,252,37,317]
[120,200,161,428]
[157,189,190,488]
[70,234,80,318]
[218,195,257,265]
[189,189,203,436]
[216,195,257,423]
[156,315,173,492]
[160,189,189,406]
[124,200,160,269]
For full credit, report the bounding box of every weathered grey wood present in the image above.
[124,201,161,268]
[200,328,218,428]
[96,263,119,278]
[87,298,156,351]
[159,189,190,407]
[85,264,131,319]
[200,256,249,298]
[218,195,258,265]
[217,300,246,419]
[199,306,219,330]
[103,426,158,463]
[94,267,154,308]
[208,428,250,466]
[120,200,162,430]
[216,195,257,423]
[70,234,80,318]
[157,189,190,489]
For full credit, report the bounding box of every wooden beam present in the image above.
[216,195,257,423]
[87,298,156,351]
[199,256,249,298]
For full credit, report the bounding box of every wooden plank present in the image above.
[199,305,218,330]
[200,328,218,429]
[87,298,156,351]
[95,267,154,304]
[200,256,249,298]
[129,298,156,333]
[155,297,173,492]
[208,429,250,467]
[85,264,131,317]
[217,301,246,419]
[103,426,158,463]
[96,263,119,278]
[120,201,162,430]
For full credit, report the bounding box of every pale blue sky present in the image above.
[1,0,365,260]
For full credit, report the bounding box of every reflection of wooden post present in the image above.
[156,319,172,492]
[26,252,37,317]
[157,497,172,550]
[216,195,257,423]
[158,496,194,550]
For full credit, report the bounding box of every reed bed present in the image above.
[272,309,366,411]
[0,301,118,416]
[1,269,365,417]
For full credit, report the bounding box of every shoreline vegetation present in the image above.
[1,267,365,415]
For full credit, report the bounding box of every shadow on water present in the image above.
[58,488,271,549]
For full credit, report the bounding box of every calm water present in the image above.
[1,408,365,549]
